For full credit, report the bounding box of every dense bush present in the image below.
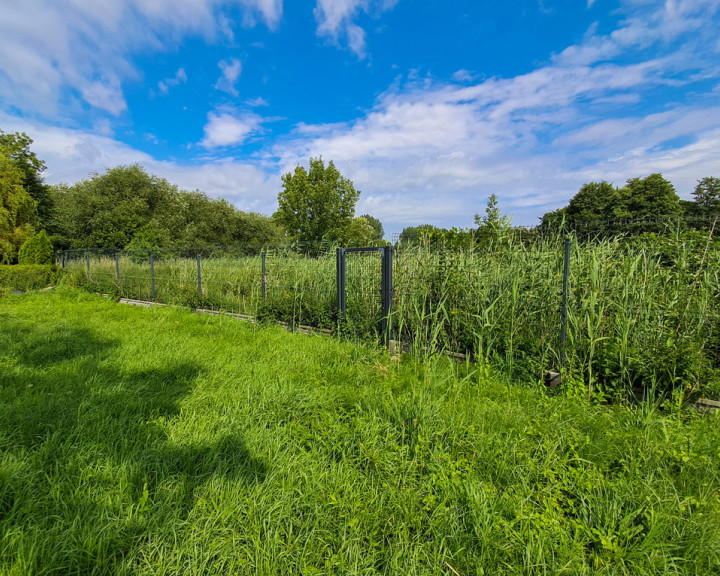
[0,264,60,290]
[18,230,53,265]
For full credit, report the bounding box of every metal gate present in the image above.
[336,246,393,342]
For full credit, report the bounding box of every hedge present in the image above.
[0,265,61,291]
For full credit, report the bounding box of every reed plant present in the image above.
[60,227,720,398]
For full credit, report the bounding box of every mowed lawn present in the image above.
[0,289,718,576]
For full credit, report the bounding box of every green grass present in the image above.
[1,288,719,575]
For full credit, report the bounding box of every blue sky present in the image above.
[1,0,719,235]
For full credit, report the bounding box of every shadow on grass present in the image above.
[0,316,266,575]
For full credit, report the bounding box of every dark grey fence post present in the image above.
[381,245,393,344]
[62,252,67,268]
[85,253,90,281]
[261,251,267,300]
[336,248,346,323]
[150,253,156,300]
[115,253,120,282]
[196,253,203,296]
[560,238,571,367]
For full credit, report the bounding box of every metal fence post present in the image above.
[261,251,267,300]
[150,253,156,300]
[196,253,203,296]
[85,253,90,281]
[336,248,346,324]
[115,252,120,282]
[62,251,67,268]
[560,238,571,367]
[381,245,393,344]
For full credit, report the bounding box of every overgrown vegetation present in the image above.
[0,264,59,291]
[0,289,718,575]
[60,225,720,400]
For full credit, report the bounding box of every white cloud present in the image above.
[314,0,398,58]
[214,58,243,96]
[246,96,270,107]
[273,1,720,230]
[158,67,188,96]
[81,78,128,116]
[201,109,264,148]
[452,69,476,82]
[0,0,281,118]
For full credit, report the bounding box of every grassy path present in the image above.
[0,288,718,575]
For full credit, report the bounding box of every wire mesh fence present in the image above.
[59,227,720,395]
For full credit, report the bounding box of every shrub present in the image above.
[18,230,54,265]
[0,264,60,290]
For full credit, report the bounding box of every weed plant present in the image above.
[0,288,718,575]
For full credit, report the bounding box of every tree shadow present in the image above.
[0,317,266,574]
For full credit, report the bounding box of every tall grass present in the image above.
[1,288,719,575]
[60,229,720,397]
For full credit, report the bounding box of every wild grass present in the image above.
[60,229,720,398]
[1,288,718,575]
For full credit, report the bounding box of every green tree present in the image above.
[358,214,384,241]
[274,158,359,243]
[18,229,53,265]
[619,173,681,219]
[50,165,177,249]
[565,181,619,225]
[331,216,378,246]
[692,177,720,214]
[0,131,52,230]
[0,150,36,263]
[398,224,438,245]
[474,194,511,244]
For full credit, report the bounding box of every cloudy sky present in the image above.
[0,0,719,233]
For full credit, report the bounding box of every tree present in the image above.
[18,229,53,265]
[0,149,36,263]
[398,224,438,245]
[331,216,378,246]
[274,158,359,243]
[474,194,511,244]
[358,214,384,241]
[692,177,720,214]
[565,182,619,225]
[619,173,681,219]
[0,131,52,230]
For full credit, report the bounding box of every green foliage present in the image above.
[358,214,384,240]
[50,165,281,250]
[18,230,54,265]
[692,176,720,214]
[125,219,171,263]
[474,194,512,247]
[566,181,619,224]
[0,264,59,289]
[398,224,439,245]
[542,174,684,234]
[274,157,360,243]
[1,289,719,575]
[330,216,380,246]
[0,130,51,230]
[0,149,36,263]
[619,173,682,219]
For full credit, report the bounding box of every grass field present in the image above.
[1,288,719,575]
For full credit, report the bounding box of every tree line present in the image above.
[3,127,717,263]
[399,174,720,246]
[0,131,384,263]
